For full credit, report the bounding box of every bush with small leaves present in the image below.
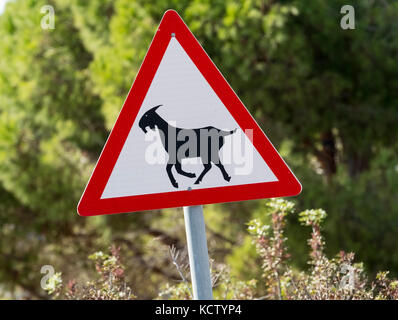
[47,201,397,300]
[46,246,135,300]
[246,200,398,300]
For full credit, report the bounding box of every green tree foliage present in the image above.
[0,0,397,298]
[0,0,107,298]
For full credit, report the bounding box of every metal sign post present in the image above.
[183,205,213,300]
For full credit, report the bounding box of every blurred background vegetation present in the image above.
[0,0,397,299]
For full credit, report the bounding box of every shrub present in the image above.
[45,245,135,300]
[47,200,398,300]
[244,200,398,299]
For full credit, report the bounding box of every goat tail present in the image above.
[220,128,237,136]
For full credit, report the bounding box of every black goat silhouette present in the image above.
[139,105,236,188]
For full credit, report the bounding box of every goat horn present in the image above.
[150,104,163,112]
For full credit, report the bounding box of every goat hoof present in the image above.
[225,176,231,182]
[194,180,201,185]
[172,181,179,188]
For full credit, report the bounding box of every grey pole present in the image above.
[183,205,213,300]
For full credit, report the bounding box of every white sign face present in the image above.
[101,38,277,199]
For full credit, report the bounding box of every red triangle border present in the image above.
[78,10,302,216]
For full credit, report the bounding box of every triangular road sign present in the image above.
[78,10,301,216]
